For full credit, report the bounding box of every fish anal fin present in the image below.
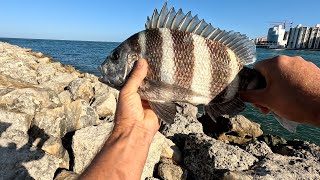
[205,96,246,121]
[149,101,177,124]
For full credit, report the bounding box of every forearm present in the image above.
[79,124,155,180]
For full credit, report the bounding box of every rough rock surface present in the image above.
[1,42,320,180]
[158,158,187,180]
[184,133,258,179]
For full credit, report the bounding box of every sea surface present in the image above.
[1,37,319,145]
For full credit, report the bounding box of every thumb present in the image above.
[239,89,267,105]
[121,59,148,94]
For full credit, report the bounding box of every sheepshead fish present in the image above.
[99,3,296,131]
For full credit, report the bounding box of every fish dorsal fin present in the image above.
[145,2,256,65]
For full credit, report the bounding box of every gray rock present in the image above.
[184,133,258,179]
[91,92,117,118]
[158,158,187,180]
[141,132,167,180]
[243,140,273,157]
[236,153,320,179]
[0,85,62,116]
[67,78,94,102]
[72,122,166,180]
[72,121,114,174]
[54,170,79,180]
[33,99,99,138]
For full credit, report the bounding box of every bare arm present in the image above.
[79,59,160,180]
[241,55,320,127]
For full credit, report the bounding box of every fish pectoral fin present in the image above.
[149,101,177,124]
[204,96,246,121]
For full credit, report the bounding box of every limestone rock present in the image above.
[184,133,258,179]
[58,90,72,104]
[67,78,94,102]
[243,140,273,157]
[141,132,166,180]
[91,92,117,118]
[0,85,61,116]
[161,138,182,164]
[158,158,187,180]
[72,121,115,173]
[72,122,166,180]
[33,100,99,138]
[236,153,320,179]
[54,170,79,180]
[90,81,118,118]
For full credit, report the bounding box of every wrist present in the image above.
[111,122,156,146]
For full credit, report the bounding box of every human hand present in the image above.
[241,55,320,126]
[114,58,160,136]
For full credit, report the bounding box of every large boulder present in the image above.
[33,99,99,138]
[184,133,258,179]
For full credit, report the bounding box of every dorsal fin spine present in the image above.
[145,3,257,65]
[178,11,191,30]
[170,8,182,29]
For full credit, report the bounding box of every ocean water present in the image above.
[1,37,319,145]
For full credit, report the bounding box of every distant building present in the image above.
[287,24,320,49]
[267,25,287,48]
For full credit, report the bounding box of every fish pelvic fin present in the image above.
[205,96,246,120]
[145,2,256,65]
[149,101,177,124]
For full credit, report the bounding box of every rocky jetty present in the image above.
[0,42,319,180]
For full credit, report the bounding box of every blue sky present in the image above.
[1,0,319,42]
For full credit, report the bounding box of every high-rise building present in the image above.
[287,24,320,49]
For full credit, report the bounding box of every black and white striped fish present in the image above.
[99,3,266,123]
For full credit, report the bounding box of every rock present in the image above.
[184,133,258,179]
[90,81,118,118]
[158,158,187,180]
[236,153,320,179]
[218,115,263,145]
[33,99,99,138]
[141,132,166,180]
[0,110,66,180]
[145,178,160,180]
[160,113,203,148]
[223,171,253,180]
[54,170,79,180]
[161,138,183,164]
[0,84,62,116]
[273,140,320,160]
[67,78,94,102]
[258,134,287,147]
[72,121,114,174]
[91,93,117,118]
[72,122,166,180]
[243,140,273,157]
[58,90,72,104]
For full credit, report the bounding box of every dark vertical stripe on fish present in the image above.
[145,29,163,81]
[205,39,231,98]
[170,29,195,89]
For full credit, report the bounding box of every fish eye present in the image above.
[110,51,120,60]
